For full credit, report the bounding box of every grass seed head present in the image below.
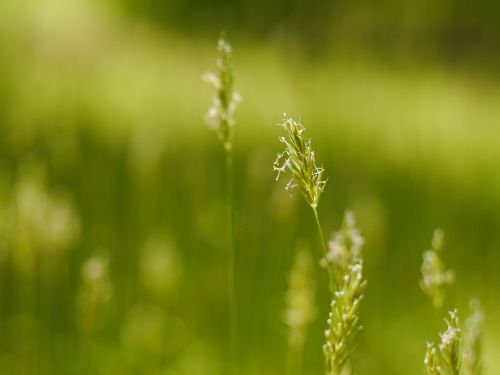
[420,228,455,309]
[439,310,461,374]
[284,248,317,350]
[424,310,462,375]
[463,299,484,375]
[274,113,327,208]
[203,38,241,151]
[323,261,366,375]
[321,211,365,283]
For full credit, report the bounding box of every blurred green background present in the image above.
[1,0,499,373]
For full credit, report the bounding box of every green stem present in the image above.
[225,145,238,373]
[286,343,304,375]
[287,345,303,375]
[311,206,334,290]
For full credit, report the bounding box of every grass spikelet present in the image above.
[420,229,455,309]
[424,342,444,375]
[203,37,241,152]
[463,299,484,375]
[284,248,317,375]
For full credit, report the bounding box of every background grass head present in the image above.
[203,38,241,151]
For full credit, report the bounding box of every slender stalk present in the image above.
[312,206,334,289]
[286,345,303,375]
[225,145,238,373]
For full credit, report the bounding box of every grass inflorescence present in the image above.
[274,114,333,287]
[424,310,462,375]
[420,229,455,309]
[322,212,367,375]
[203,38,241,152]
[274,114,327,209]
[323,260,366,375]
[463,300,484,375]
[284,247,317,375]
[204,37,241,373]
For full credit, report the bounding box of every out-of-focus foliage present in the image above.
[118,0,500,62]
[0,0,499,374]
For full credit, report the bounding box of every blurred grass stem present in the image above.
[286,344,303,375]
[226,145,238,373]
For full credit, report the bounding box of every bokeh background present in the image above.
[1,0,499,373]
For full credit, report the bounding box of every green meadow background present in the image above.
[1,0,499,373]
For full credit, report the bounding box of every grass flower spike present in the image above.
[284,249,317,349]
[203,38,241,151]
[424,310,462,375]
[420,229,455,308]
[463,299,484,375]
[321,211,365,284]
[322,213,366,375]
[440,310,462,375]
[274,113,332,284]
[274,114,327,208]
[323,261,366,375]
[284,248,317,375]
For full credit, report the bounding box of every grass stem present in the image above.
[312,206,334,289]
[225,145,238,373]
[286,345,303,375]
